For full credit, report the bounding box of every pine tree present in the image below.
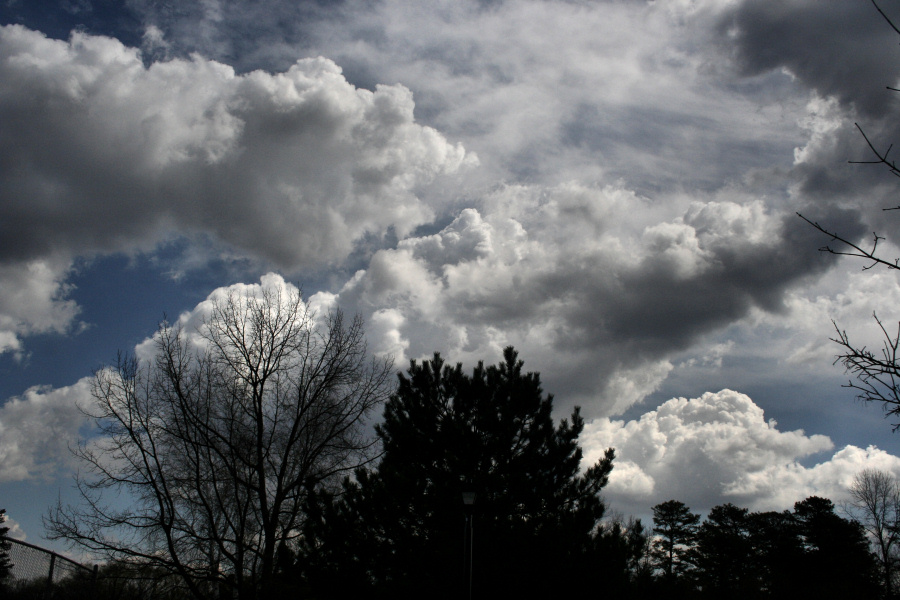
[649,500,699,582]
[792,496,880,600]
[0,508,13,584]
[694,503,754,600]
[303,347,615,599]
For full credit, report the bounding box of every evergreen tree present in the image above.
[303,347,615,599]
[694,504,754,600]
[650,500,700,584]
[593,517,652,599]
[0,508,12,584]
[792,496,880,600]
[747,510,804,600]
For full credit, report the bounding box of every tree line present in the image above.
[647,496,880,600]
[0,287,894,599]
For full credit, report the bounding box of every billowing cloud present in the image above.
[0,377,93,482]
[0,25,472,267]
[582,389,900,515]
[0,24,473,354]
[324,182,841,415]
[101,0,900,420]
[134,272,322,364]
[719,0,900,120]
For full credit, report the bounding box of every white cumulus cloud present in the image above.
[582,389,900,515]
[0,24,474,355]
[0,378,93,482]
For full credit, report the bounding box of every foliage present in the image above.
[0,508,12,584]
[593,516,653,598]
[45,285,392,600]
[793,496,881,599]
[302,347,616,599]
[649,499,700,583]
[693,504,755,599]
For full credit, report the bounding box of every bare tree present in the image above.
[847,468,900,597]
[798,0,900,430]
[46,283,393,600]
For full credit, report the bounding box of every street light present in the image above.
[462,491,475,600]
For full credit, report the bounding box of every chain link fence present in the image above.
[4,537,97,585]
[2,536,194,600]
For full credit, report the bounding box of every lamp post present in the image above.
[462,491,476,600]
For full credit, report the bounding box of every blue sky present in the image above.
[3,0,900,554]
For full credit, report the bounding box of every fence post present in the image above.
[44,553,56,598]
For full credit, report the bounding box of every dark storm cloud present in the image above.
[718,0,900,119]
[720,1,900,249]
[589,207,864,353]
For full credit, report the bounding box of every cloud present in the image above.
[0,378,93,482]
[715,1,900,251]
[0,24,473,269]
[0,258,79,358]
[718,0,900,120]
[324,182,842,416]
[122,0,805,195]
[134,272,316,363]
[3,514,27,541]
[582,389,900,515]
[0,23,473,354]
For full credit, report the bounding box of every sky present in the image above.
[3,0,900,553]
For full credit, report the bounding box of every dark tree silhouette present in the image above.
[650,499,700,586]
[593,517,653,599]
[847,468,900,597]
[0,509,12,584]
[694,503,755,600]
[645,498,880,600]
[792,496,880,600]
[302,347,615,599]
[747,510,805,600]
[45,285,393,600]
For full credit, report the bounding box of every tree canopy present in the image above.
[650,499,700,584]
[46,285,392,600]
[302,347,616,599]
[0,508,12,585]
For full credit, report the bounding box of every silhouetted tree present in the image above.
[46,285,393,600]
[0,508,12,585]
[694,504,754,600]
[747,510,805,600]
[593,516,652,598]
[847,468,900,597]
[793,496,880,600]
[303,347,615,599]
[650,499,700,587]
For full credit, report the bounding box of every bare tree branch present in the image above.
[831,317,900,430]
[45,285,393,600]
[797,213,899,271]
